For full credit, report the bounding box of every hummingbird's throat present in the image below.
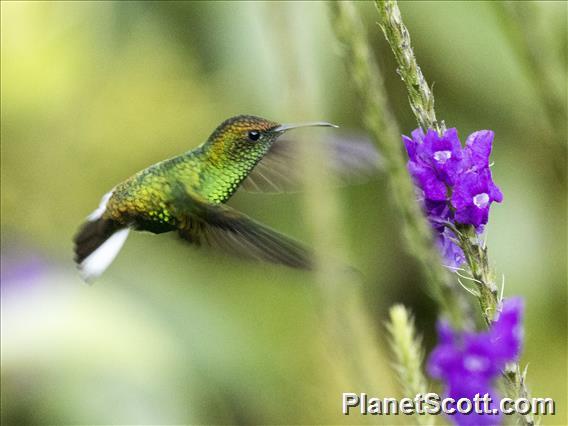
[197,142,271,204]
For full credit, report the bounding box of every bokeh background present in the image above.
[1,1,566,425]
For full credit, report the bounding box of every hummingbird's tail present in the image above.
[73,192,129,283]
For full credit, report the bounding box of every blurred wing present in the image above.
[168,183,313,269]
[240,135,381,193]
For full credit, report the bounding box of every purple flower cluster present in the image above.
[402,128,503,267]
[427,298,524,426]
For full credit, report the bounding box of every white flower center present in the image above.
[433,150,452,164]
[464,355,489,372]
[513,325,523,341]
[473,193,490,209]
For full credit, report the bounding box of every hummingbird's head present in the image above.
[205,114,338,163]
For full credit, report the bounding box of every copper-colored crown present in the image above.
[209,115,279,141]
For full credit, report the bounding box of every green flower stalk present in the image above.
[374,0,443,135]
[261,1,390,401]
[328,0,466,327]
[374,0,501,325]
[374,1,534,424]
[386,305,433,426]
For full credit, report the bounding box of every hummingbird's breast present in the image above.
[102,146,259,231]
[104,155,202,231]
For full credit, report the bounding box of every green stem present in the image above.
[374,0,443,135]
[328,1,466,328]
[386,305,434,426]
[454,224,499,325]
[374,1,534,424]
[263,2,390,404]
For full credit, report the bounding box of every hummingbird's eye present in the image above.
[248,130,261,142]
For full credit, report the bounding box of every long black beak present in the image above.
[273,122,339,133]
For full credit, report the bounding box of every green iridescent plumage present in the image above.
[73,114,380,282]
[73,115,347,282]
[106,115,280,230]
[185,115,279,203]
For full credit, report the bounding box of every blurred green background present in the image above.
[1,1,566,425]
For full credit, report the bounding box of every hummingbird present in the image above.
[74,115,379,283]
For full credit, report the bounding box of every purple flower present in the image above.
[438,229,465,268]
[463,130,494,172]
[401,127,503,263]
[427,298,524,426]
[489,297,524,360]
[419,128,464,185]
[452,168,503,228]
[424,199,452,232]
[403,128,464,200]
[1,246,49,297]
[408,160,448,201]
[402,128,426,160]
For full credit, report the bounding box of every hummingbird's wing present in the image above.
[240,135,381,193]
[168,182,312,269]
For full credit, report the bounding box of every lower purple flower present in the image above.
[427,298,524,426]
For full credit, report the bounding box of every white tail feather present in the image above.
[79,228,130,283]
[88,191,113,221]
